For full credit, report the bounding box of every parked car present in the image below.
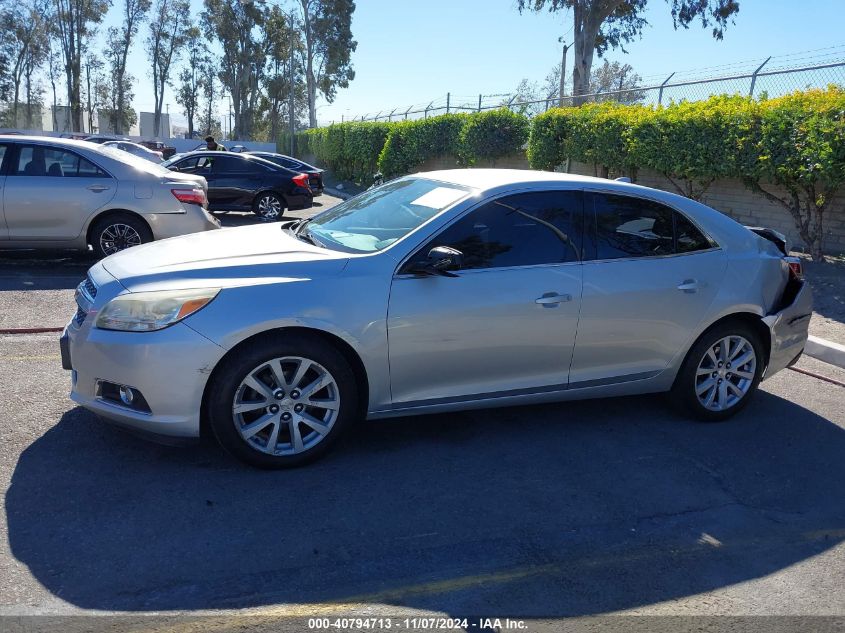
[246,151,324,195]
[83,135,131,144]
[162,151,313,220]
[61,170,811,468]
[0,135,219,257]
[138,139,177,159]
[102,140,164,163]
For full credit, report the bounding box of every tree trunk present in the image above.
[571,0,624,106]
[746,180,828,261]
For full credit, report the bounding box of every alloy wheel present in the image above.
[694,335,757,412]
[256,195,282,220]
[99,223,142,255]
[232,356,340,456]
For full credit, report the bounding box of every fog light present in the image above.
[119,385,135,405]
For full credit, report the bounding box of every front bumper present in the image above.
[62,300,227,440]
[762,280,813,379]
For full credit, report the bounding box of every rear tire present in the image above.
[90,213,152,259]
[671,321,764,422]
[252,192,285,221]
[206,333,359,468]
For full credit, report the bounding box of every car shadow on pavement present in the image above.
[6,390,845,615]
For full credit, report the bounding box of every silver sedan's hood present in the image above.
[101,223,350,292]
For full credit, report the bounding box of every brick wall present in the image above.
[414,153,845,255]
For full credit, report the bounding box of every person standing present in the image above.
[205,136,226,151]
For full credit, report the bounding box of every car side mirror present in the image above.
[169,165,180,172]
[406,246,464,277]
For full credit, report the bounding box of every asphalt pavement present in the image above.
[0,199,843,629]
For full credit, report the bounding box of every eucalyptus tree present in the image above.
[517,0,740,104]
[146,0,190,136]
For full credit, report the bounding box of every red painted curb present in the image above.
[788,366,845,388]
[0,327,64,335]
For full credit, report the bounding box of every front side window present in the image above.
[15,145,107,178]
[419,191,583,270]
[0,144,8,172]
[304,177,470,253]
[588,193,715,260]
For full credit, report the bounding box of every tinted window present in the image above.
[424,191,583,270]
[0,144,8,172]
[590,193,675,259]
[213,156,258,173]
[15,145,108,178]
[675,211,713,253]
[175,156,212,174]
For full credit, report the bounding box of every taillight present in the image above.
[785,256,804,280]
[292,173,311,189]
[171,187,207,206]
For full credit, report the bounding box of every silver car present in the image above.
[0,136,219,257]
[101,140,165,163]
[61,170,812,468]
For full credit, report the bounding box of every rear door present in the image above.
[0,143,10,239]
[3,144,116,241]
[568,191,727,387]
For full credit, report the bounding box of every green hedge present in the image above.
[296,109,531,182]
[377,113,468,178]
[295,90,844,258]
[528,88,845,259]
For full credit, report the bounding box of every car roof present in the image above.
[0,135,108,150]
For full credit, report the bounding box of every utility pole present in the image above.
[289,10,295,156]
[559,38,572,107]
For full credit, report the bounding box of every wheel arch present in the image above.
[200,325,370,436]
[85,209,153,247]
[673,311,772,392]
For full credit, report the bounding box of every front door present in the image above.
[387,190,585,408]
[210,156,263,210]
[3,144,116,241]
[568,191,727,386]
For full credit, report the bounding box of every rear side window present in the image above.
[426,190,584,270]
[587,193,714,260]
[15,145,108,178]
[213,156,262,173]
[675,211,714,253]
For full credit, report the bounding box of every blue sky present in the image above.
[109,0,845,132]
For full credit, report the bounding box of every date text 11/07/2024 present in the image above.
[307,617,528,630]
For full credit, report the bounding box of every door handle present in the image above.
[86,184,110,193]
[677,279,700,293]
[535,292,572,307]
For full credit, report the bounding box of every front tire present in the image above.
[252,192,284,221]
[671,321,764,422]
[206,333,359,468]
[90,213,152,258]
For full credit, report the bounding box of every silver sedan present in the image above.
[61,170,812,468]
[0,136,219,257]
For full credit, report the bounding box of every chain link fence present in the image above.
[345,57,845,124]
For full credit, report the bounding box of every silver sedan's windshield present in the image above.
[303,177,471,253]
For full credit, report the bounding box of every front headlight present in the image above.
[95,288,220,332]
